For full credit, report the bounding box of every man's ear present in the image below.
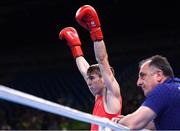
[156,70,164,82]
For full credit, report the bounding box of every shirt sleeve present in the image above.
[142,85,169,116]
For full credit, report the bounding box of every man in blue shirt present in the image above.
[113,55,180,130]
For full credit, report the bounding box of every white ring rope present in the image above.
[0,85,129,130]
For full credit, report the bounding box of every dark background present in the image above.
[0,0,179,129]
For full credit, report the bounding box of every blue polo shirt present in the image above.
[142,77,180,130]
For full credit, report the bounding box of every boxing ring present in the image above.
[0,85,129,130]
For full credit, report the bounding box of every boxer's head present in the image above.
[87,64,115,77]
[86,64,114,96]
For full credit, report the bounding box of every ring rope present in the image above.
[0,85,129,130]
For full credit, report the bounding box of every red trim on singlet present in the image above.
[91,96,122,131]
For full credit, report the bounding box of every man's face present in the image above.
[137,61,160,96]
[87,73,104,96]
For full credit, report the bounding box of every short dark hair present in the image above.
[139,55,174,77]
[87,64,115,77]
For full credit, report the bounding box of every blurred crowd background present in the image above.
[0,0,178,130]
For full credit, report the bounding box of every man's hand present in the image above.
[112,115,124,124]
[75,5,103,41]
[59,27,83,58]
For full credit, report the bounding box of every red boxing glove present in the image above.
[75,5,103,41]
[59,27,83,58]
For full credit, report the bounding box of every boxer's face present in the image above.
[87,73,104,96]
